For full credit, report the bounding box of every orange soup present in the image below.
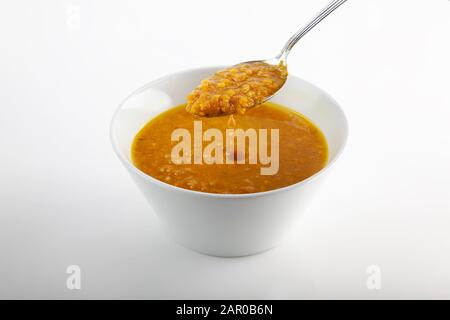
[132,102,328,194]
[186,62,287,116]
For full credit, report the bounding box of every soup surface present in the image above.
[132,102,328,194]
[186,62,288,117]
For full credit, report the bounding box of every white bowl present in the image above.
[110,66,348,257]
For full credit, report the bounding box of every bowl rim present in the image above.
[110,65,349,199]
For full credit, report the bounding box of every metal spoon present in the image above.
[252,0,348,102]
[187,0,348,116]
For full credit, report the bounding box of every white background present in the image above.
[0,0,449,299]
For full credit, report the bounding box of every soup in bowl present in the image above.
[110,66,348,257]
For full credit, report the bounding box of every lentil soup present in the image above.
[186,62,288,117]
[132,102,328,194]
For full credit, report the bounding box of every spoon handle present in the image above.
[277,0,348,61]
